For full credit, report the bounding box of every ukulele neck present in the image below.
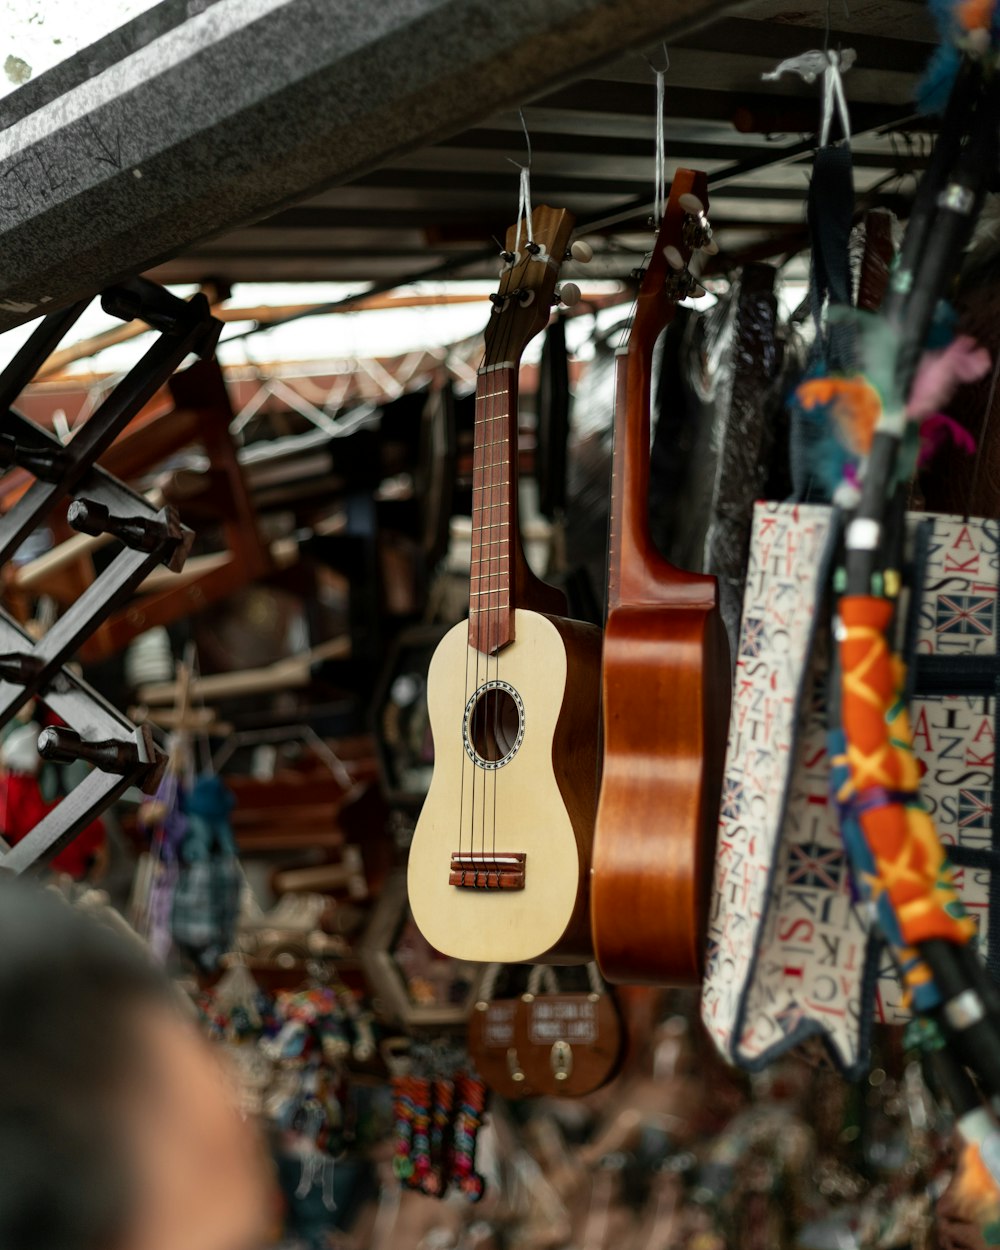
[469,363,518,654]
[608,340,656,609]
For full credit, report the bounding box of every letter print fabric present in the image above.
[702,502,1000,1077]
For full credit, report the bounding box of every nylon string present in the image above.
[462,243,526,878]
[485,245,524,876]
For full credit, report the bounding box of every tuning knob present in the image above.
[682,203,714,254]
[702,237,720,256]
[569,239,593,263]
[554,282,582,308]
[665,267,705,301]
[663,245,685,270]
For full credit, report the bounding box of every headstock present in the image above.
[629,170,714,351]
[483,205,576,368]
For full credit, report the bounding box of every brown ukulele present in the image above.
[590,171,731,986]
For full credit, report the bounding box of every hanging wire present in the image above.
[507,108,535,248]
[819,50,852,148]
[642,44,670,224]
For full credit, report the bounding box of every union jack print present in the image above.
[958,787,993,831]
[722,777,743,821]
[740,616,767,658]
[787,840,845,891]
[935,594,995,637]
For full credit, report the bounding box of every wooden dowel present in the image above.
[137,635,349,705]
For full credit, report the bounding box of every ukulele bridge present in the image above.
[449,853,526,891]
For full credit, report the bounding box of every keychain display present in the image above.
[196,953,378,1216]
[390,1045,488,1203]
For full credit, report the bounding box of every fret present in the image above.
[470,590,510,599]
[475,389,509,401]
[471,484,509,492]
[472,460,509,471]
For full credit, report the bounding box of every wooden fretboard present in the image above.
[469,363,516,654]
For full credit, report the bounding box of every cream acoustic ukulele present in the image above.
[591,171,731,986]
[408,205,602,965]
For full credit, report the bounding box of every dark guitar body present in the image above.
[590,169,732,985]
[593,589,729,983]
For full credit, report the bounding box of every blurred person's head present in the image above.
[0,878,270,1250]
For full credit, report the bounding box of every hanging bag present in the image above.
[702,500,1000,1076]
[515,964,624,1096]
[171,773,242,973]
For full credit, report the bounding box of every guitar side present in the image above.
[590,170,731,986]
[408,608,600,965]
[592,597,729,983]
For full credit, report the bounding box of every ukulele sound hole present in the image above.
[463,680,525,769]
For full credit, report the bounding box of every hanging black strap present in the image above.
[808,142,856,372]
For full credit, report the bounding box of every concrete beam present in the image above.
[0,0,732,334]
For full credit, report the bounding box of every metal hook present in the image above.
[642,42,670,75]
[518,107,532,170]
[505,107,532,174]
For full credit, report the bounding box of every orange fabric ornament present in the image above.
[957,0,993,31]
[796,376,883,456]
[837,595,975,948]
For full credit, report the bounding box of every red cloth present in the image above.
[0,772,106,878]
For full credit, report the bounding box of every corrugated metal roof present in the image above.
[145,0,938,289]
[0,0,939,329]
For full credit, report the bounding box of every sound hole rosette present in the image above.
[462,679,525,770]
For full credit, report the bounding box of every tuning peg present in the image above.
[701,237,720,256]
[569,239,593,263]
[0,434,71,483]
[665,268,703,301]
[682,204,714,254]
[37,725,143,774]
[663,245,685,271]
[554,282,582,308]
[678,192,705,216]
[67,498,182,556]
